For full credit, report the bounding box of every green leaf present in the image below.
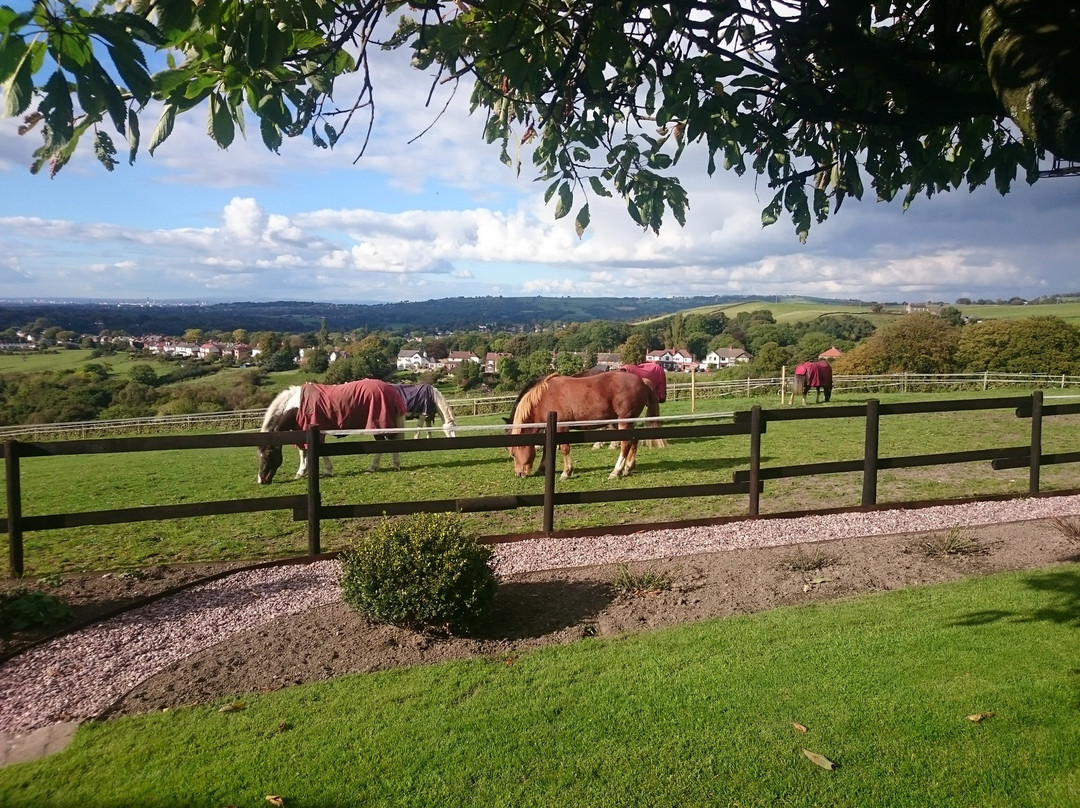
[554,182,572,219]
[588,176,612,198]
[760,190,783,227]
[574,203,590,238]
[208,93,235,148]
[1,41,34,118]
[40,69,74,143]
[127,107,140,165]
[147,103,175,155]
[260,115,283,153]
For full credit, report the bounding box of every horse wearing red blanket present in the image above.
[256,379,406,484]
[788,360,834,405]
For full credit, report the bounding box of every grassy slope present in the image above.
[0,565,1076,807]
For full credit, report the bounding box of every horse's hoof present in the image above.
[560,473,572,481]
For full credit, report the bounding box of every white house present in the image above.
[646,347,698,372]
[396,348,435,371]
[703,348,752,370]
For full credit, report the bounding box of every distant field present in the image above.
[646,299,898,327]
[0,348,145,375]
[958,301,1080,324]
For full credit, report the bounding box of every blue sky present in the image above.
[2,35,1079,306]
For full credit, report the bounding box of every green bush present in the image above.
[0,588,73,633]
[340,514,497,633]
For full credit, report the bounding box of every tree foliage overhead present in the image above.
[2,0,1077,238]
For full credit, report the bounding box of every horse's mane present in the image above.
[510,374,556,429]
[261,385,301,432]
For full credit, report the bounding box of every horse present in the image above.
[574,362,668,449]
[507,372,661,480]
[788,360,833,405]
[256,379,406,484]
[394,383,457,438]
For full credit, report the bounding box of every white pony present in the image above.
[256,380,405,483]
[394,383,457,438]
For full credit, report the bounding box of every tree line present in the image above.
[5,307,1080,427]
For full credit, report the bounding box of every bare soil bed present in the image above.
[6,512,1076,723]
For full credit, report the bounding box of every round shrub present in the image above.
[340,513,496,633]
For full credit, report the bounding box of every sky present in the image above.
[2,31,1079,306]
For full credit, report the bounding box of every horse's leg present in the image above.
[366,440,382,473]
[321,455,334,477]
[295,447,308,479]
[613,438,635,477]
[559,442,573,480]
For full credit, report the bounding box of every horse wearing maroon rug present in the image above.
[508,372,661,480]
[257,379,406,484]
[788,360,834,405]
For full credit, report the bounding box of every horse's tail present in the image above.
[641,382,668,448]
[431,387,457,436]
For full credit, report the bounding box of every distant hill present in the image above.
[0,295,864,335]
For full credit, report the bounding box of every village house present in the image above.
[646,347,699,372]
[702,348,752,370]
[440,351,481,371]
[818,345,844,360]
[396,348,436,372]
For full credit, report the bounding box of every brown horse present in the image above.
[508,372,661,480]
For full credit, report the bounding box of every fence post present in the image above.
[306,425,321,556]
[542,411,558,534]
[4,441,23,578]
[862,399,880,507]
[1029,390,1042,495]
[748,406,762,517]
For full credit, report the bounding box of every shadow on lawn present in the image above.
[952,566,1080,629]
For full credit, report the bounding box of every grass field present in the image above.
[3,387,1080,576]
[0,564,1076,807]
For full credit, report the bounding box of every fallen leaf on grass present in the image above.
[967,712,996,722]
[791,722,809,733]
[218,702,246,713]
[802,749,836,770]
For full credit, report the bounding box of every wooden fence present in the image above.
[4,391,1080,577]
[4,371,1080,441]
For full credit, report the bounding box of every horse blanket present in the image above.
[622,362,667,403]
[794,360,833,400]
[297,380,405,440]
[395,383,437,420]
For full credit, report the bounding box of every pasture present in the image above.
[5,387,1080,576]
[0,564,1076,807]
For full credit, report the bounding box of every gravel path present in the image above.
[3,494,1080,734]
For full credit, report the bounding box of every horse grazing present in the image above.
[788,360,834,405]
[508,372,661,480]
[257,379,406,484]
[394,383,457,438]
[575,362,668,449]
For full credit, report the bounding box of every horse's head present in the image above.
[442,419,457,439]
[256,443,283,484]
[508,440,536,477]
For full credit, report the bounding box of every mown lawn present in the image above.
[3,389,1080,575]
[0,565,1077,807]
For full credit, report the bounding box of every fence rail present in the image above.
[3,391,1076,577]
